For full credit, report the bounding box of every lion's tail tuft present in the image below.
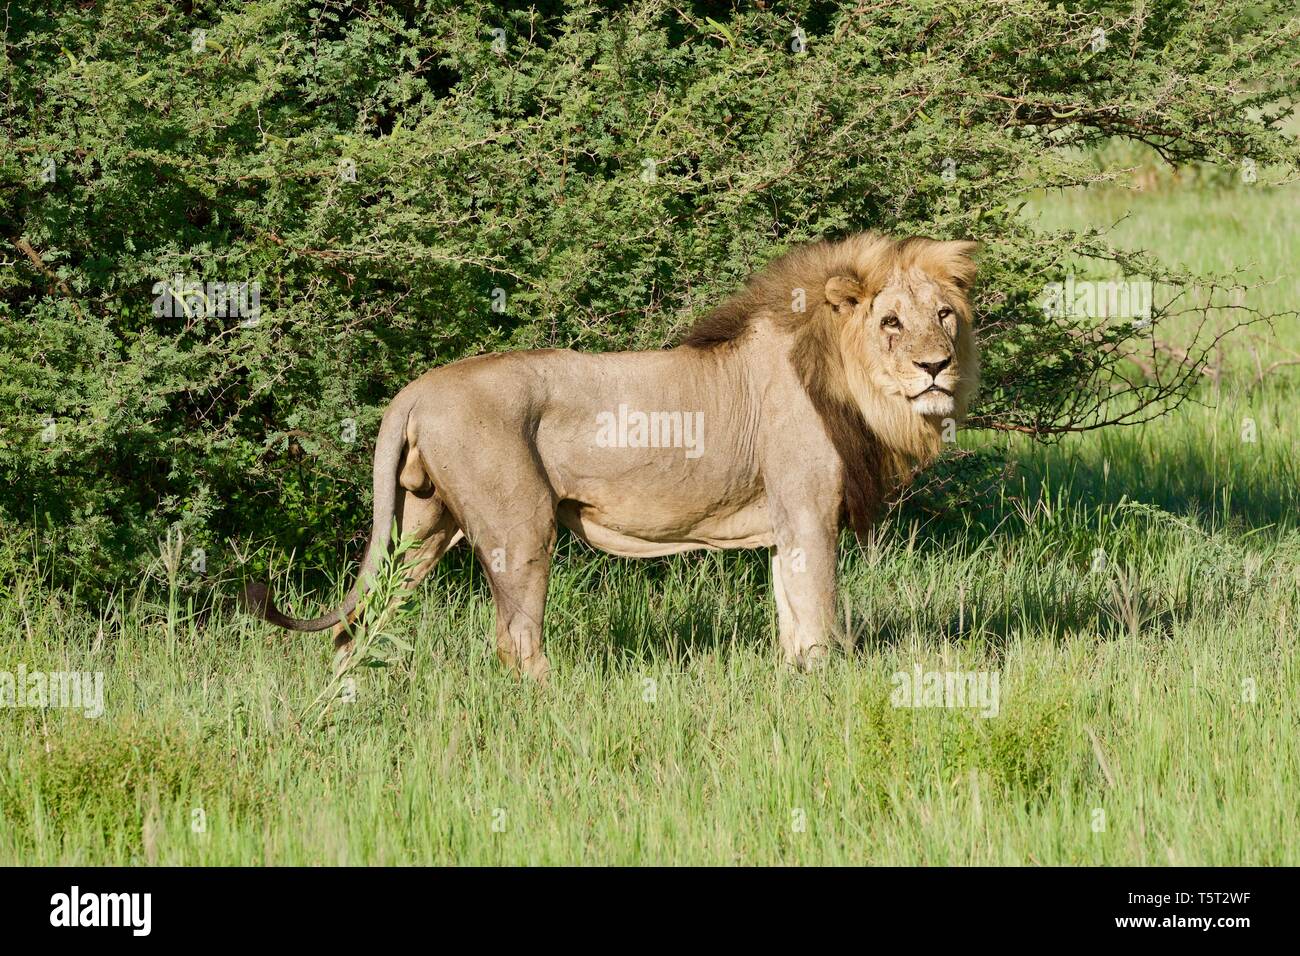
[239,579,356,632]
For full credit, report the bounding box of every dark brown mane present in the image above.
[786,307,887,537]
[679,239,846,349]
[679,297,752,349]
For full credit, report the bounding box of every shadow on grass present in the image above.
[420,535,774,673]
[910,425,1297,547]
[409,430,1290,667]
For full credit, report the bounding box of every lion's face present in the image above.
[828,263,978,424]
[866,269,973,418]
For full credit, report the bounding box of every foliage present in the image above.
[2,0,1297,596]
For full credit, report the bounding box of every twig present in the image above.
[10,238,85,317]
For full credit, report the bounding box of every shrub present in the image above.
[2,0,1297,597]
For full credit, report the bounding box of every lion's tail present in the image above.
[240,391,416,633]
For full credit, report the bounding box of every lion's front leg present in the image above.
[769,512,840,671]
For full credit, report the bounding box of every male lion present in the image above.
[244,232,978,679]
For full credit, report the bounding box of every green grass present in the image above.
[2,176,1298,865]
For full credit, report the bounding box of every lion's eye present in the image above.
[937,307,953,320]
[881,314,901,330]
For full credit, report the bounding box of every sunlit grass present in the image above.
[1,174,1297,865]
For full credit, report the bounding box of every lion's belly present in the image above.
[556,496,774,557]
[529,353,773,555]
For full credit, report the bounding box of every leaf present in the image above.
[703,17,736,50]
[122,70,154,89]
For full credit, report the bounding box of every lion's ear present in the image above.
[824,275,863,315]
[933,240,979,291]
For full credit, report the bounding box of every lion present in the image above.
[243,232,979,679]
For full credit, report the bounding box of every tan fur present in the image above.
[243,232,979,679]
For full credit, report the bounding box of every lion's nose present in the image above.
[914,357,951,378]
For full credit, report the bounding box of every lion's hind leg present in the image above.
[444,494,557,682]
[485,529,556,683]
[465,501,557,682]
[410,411,559,680]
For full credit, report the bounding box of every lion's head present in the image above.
[683,232,980,533]
[827,236,979,443]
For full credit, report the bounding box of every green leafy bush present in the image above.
[2,0,1296,598]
